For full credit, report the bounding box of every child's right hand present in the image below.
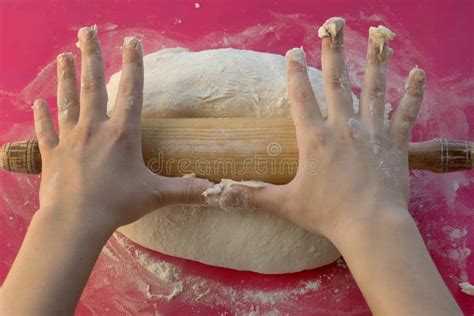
[220,18,426,239]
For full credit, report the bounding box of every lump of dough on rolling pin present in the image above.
[317,17,345,41]
[369,25,396,60]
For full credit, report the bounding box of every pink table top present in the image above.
[1,0,473,314]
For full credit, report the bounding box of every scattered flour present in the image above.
[136,251,179,283]
[438,226,472,283]
[96,233,325,313]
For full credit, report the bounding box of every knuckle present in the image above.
[401,101,419,121]
[328,79,342,90]
[57,53,75,73]
[365,84,385,100]
[180,180,194,204]
[340,124,354,141]
[58,96,76,111]
[398,121,411,137]
[251,188,262,209]
[341,117,361,141]
[341,132,353,144]
[57,108,71,123]
[120,83,138,98]
[74,122,95,146]
[108,121,137,147]
[123,50,143,65]
[287,61,307,74]
[306,127,327,148]
[327,71,348,90]
[406,69,425,97]
[110,121,128,139]
[407,88,423,98]
[290,86,314,104]
[58,66,76,81]
[81,75,104,92]
[35,119,51,136]
[78,32,101,55]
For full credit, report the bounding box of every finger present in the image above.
[202,179,287,213]
[285,47,323,129]
[359,26,395,132]
[390,68,426,148]
[56,53,80,132]
[77,25,108,123]
[157,176,214,206]
[33,99,58,150]
[112,37,144,127]
[318,17,353,120]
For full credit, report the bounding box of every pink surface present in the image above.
[1,0,473,315]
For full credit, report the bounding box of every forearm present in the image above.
[0,207,113,315]
[330,208,461,316]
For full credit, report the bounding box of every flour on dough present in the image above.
[107,48,352,274]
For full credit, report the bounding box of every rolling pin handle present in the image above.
[1,140,42,174]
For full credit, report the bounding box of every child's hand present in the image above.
[34,27,212,230]
[219,18,425,239]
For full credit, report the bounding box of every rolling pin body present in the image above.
[1,118,473,183]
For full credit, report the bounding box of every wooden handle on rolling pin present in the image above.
[1,118,473,183]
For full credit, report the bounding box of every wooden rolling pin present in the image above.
[1,118,473,184]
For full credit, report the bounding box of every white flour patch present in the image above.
[92,233,328,314]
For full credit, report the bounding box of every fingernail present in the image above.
[369,25,396,61]
[124,36,138,47]
[76,25,97,48]
[56,52,74,66]
[405,67,426,96]
[285,47,306,66]
[409,67,426,83]
[32,99,45,111]
[317,17,345,41]
[123,36,143,54]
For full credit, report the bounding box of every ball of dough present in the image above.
[107,48,343,274]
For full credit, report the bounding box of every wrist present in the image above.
[325,203,415,246]
[35,204,116,239]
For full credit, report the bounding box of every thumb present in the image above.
[156,175,213,206]
[202,179,287,213]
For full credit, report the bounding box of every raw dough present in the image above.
[107,48,348,274]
